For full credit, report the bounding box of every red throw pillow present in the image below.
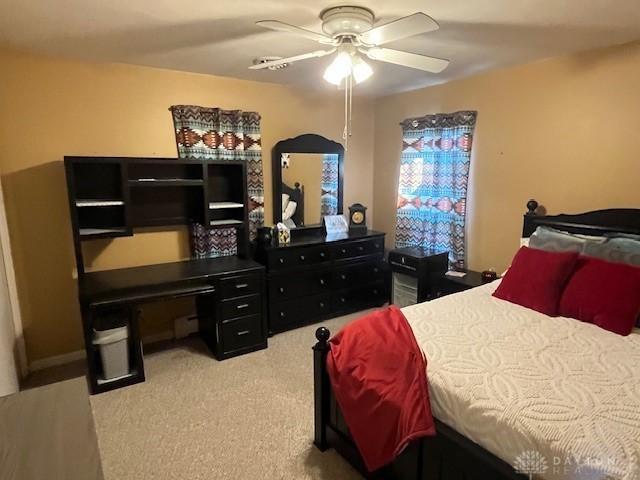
[559,257,640,336]
[493,247,578,316]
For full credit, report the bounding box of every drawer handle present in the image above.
[341,248,346,254]
[235,283,249,289]
[237,330,250,336]
[358,246,364,252]
[341,274,347,280]
[375,243,380,249]
[299,255,306,261]
[236,303,250,310]
[319,302,325,308]
[279,287,285,294]
[280,312,285,318]
[279,258,284,264]
[340,297,346,303]
[320,252,325,258]
[319,279,325,286]
[373,268,379,273]
[373,289,379,295]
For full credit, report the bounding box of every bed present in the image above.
[312,200,640,480]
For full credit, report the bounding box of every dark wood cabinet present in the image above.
[257,231,388,334]
[197,268,267,361]
[388,247,449,307]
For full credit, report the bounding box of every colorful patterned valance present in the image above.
[395,111,477,267]
[170,105,264,257]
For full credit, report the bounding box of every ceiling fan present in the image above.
[249,6,449,86]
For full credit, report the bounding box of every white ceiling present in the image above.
[1,0,639,96]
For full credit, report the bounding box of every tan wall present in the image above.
[282,153,324,226]
[373,41,640,273]
[4,40,640,363]
[0,48,375,362]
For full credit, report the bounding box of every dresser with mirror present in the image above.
[256,133,388,334]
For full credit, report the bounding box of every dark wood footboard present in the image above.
[313,327,525,480]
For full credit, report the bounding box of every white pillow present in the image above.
[282,200,297,221]
[520,237,530,247]
[282,194,290,209]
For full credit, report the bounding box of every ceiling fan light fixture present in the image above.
[323,51,353,85]
[352,56,373,84]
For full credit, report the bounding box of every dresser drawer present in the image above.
[335,281,385,312]
[218,274,261,300]
[267,245,330,270]
[220,294,261,320]
[269,270,332,301]
[334,262,384,289]
[220,314,264,353]
[331,238,384,260]
[270,294,333,331]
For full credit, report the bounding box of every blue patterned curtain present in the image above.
[170,105,264,257]
[395,111,477,266]
[320,154,339,217]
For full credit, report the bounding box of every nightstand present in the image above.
[388,247,449,307]
[434,270,495,298]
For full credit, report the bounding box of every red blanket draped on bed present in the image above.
[326,305,436,472]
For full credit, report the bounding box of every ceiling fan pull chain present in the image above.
[343,74,349,150]
[348,73,353,139]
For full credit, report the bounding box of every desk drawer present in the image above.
[220,294,261,320]
[219,274,261,300]
[267,245,330,270]
[221,314,263,353]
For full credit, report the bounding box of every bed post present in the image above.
[313,327,331,451]
[522,199,539,237]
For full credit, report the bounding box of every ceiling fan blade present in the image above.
[256,20,336,45]
[249,49,336,70]
[364,47,449,73]
[360,13,439,46]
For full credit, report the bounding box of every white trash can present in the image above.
[93,326,130,380]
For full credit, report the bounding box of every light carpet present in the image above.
[90,313,366,480]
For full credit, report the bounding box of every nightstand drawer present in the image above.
[220,294,261,320]
[218,274,261,300]
[221,314,263,353]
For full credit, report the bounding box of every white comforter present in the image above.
[403,282,640,480]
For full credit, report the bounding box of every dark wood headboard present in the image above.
[522,199,640,237]
[282,182,304,227]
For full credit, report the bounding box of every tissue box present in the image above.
[276,223,290,245]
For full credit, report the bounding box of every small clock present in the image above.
[348,203,367,233]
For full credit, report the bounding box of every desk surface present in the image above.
[79,256,263,305]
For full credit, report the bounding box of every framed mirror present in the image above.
[272,134,344,230]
